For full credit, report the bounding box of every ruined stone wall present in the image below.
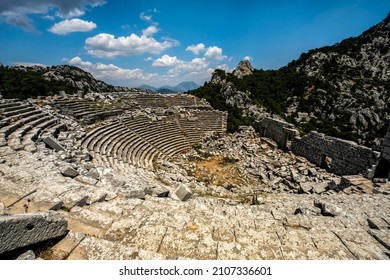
[291,131,378,176]
[256,117,380,176]
[255,117,295,148]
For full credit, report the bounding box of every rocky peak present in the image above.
[232,59,254,78]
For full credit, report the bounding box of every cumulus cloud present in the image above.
[68,56,157,81]
[48,18,96,35]
[152,55,182,67]
[243,56,253,61]
[68,56,92,67]
[186,43,205,55]
[186,43,227,61]
[142,25,159,37]
[85,33,178,58]
[166,58,209,77]
[204,46,227,61]
[0,0,106,31]
[151,44,228,82]
[67,53,230,87]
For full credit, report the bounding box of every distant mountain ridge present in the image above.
[138,81,200,93]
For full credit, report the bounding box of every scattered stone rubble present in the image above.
[0,92,389,260]
[168,126,346,200]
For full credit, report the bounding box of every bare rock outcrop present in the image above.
[232,59,254,78]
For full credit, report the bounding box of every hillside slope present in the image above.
[190,12,390,147]
[0,64,131,99]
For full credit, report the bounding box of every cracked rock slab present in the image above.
[0,211,68,254]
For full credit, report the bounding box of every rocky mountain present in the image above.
[0,64,132,99]
[138,84,158,92]
[191,12,390,147]
[173,81,200,92]
[138,81,200,93]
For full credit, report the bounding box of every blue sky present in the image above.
[1,0,389,87]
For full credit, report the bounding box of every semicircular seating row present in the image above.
[52,98,125,124]
[0,99,65,152]
[121,93,210,108]
[81,111,227,169]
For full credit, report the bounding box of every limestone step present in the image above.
[2,106,35,117]
[0,102,22,109]
[42,231,86,260]
[66,235,168,260]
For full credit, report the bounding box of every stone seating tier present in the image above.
[81,110,226,169]
[123,94,208,108]
[0,102,22,109]
[2,106,36,118]
[0,103,30,113]
[93,127,128,153]
[0,101,65,152]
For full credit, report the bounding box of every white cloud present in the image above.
[167,58,209,76]
[66,54,230,87]
[142,25,159,37]
[152,55,182,67]
[216,64,231,71]
[140,12,152,21]
[244,56,253,61]
[152,47,229,82]
[48,18,96,35]
[68,56,157,81]
[186,44,227,61]
[0,0,106,31]
[85,32,178,58]
[204,46,227,61]
[186,43,205,55]
[68,56,92,66]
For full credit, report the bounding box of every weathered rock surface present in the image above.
[174,185,192,201]
[233,59,254,78]
[61,166,79,178]
[44,136,66,151]
[16,250,36,260]
[0,212,68,254]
